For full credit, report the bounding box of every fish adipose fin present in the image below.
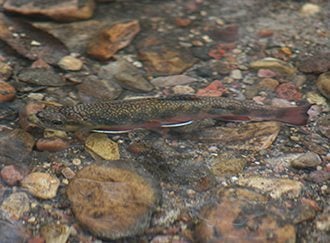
[273,104,312,125]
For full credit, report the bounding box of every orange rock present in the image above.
[175,17,192,27]
[0,81,15,102]
[87,20,140,60]
[36,138,70,152]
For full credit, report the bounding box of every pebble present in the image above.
[276,82,302,101]
[58,55,83,71]
[316,72,330,98]
[18,67,67,87]
[87,20,140,60]
[36,138,70,152]
[316,208,330,231]
[150,75,197,88]
[40,223,71,243]
[43,129,68,139]
[0,192,30,220]
[317,115,330,138]
[257,68,277,78]
[21,172,60,199]
[0,219,28,242]
[298,52,330,73]
[290,152,322,169]
[230,69,242,80]
[257,78,279,91]
[172,85,195,95]
[0,61,13,80]
[306,92,328,108]
[237,176,303,199]
[0,165,24,186]
[61,167,76,180]
[85,133,120,160]
[211,153,246,176]
[196,80,227,97]
[175,17,192,27]
[67,161,160,240]
[300,3,321,16]
[0,81,16,102]
[250,57,297,75]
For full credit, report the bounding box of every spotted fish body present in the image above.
[31,95,311,133]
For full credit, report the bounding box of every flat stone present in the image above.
[18,67,66,86]
[36,138,70,152]
[85,133,120,160]
[300,3,321,16]
[21,172,60,199]
[230,69,242,80]
[211,153,247,176]
[172,85,195,95]
[290,152,322,169]
[0,219,28,242]
[298,53,330,74]
[257,78,279,91]
[150,75,197,88]
[0,81,16,102]
[237,176,303,199]
[87,20,140,60]
[0,165,25,186]
[67,161,160,240]
[188,122,280,151]
[58,55,83,71]
[0,192,30,220]
[317,115,330,138]
[3,0,95,22]
[196,80,227,97]
[40,223,71,243]
[250,58,297,75]
[316,72,330,98]
[276,82,302,101]
[98,59,153,92]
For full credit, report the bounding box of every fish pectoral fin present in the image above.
[161,120,193,128]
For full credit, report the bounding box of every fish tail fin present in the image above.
[272,104,312,125]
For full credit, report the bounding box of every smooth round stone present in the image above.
[85,133,120,160]
[0,192,30,220]
[290,152,322,169]
[0,81,16,102]
[300,3,320,16]
[316,72,330,99]
[58,56,83,71]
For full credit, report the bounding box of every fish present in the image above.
[28,95,311,133]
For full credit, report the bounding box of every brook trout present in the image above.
[29,95,311,133]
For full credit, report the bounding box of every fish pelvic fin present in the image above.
[273,104,312,125]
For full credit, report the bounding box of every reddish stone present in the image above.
[276,83,302,101]
[208,24,239,43]
[0,165,24,186]
[28,236,45,243]
[208,43,236,60]
[257,28,274,38]
[175,18,192,27]
[0,81,15,102]
[196,80,227,97]
[36,138,70,152]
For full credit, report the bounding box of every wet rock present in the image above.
[257,78,279,91]
[21,172,60,199]
[230,69,242,80]
[98,59,153,92]
[208,24,239,43]
[67,161,160,240]
[211,153,247,176]
[195,188,296,243]
[257,28,274,38]
[36,138,70,152]
[150,75,197,88]
[208,43,236,60]
[172,85,195,95]
[307,170,330,184]
[317,115,330,138]
[196,80,227,97]
[77,75,122,103]
[0,81,16,102]
[85,133,120,160]
[276,82,302,101]
[43,129,68,139]
[316,207,330,232]
[18,67,66,87]
[290,152,322,169]
[138,36,196,75]
[257,69,277,78]
[40,223,71,243]
[0,192,30,220]
[87,20,140,60]
[298,53,330,74]
[188,122,280,151]
[0,61,13,80]
[0,219,28,242]
[316,72,330,98]
[306,92,328,109]
[61,167,76,180]
[238,176,303,199]
[175,17,192,27]
[300,3,321,16]
[3,0,95,22]
[1,165,24,186]
[58,55,83,71]
[250,58,297,75]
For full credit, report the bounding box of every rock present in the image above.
[0,219,28,242]
[138,36,196,75]
[298,53,330,74]
[188,122,280,151]
[43,129,68,139]
[257,29,274,38]
[18,67,66,86]
[36,138,70,152]
[257,69,277,78]
[175,17,192,27]
[77,75,122,103]
[306,92,328,109]
[316,208,330,232]
[290,152,322,169]
[317,115,330,138]
[196,80,227,97]
[98,59,153,92]
[207,24,239,43]
[208,43,236,60]
[257,78,279,91]
[0,165,24,186]
[0,192,30,220]
[58,55,83,71]
[211,153,246,176]
[0,61,13,80]
[276,82,302,101]
[150,75,197,88]
[316,72,330,98]
[250,58,297,75]
[87,20,140,60]
[40,223,71,243]
[0,81,16,102]
[300,3,321,16]
[172,85,195,95]
[67,161,160,240]
[237,176,303,199]
[195,188,296,243]
[3,0,95,22]
[61,167,76,179]
[230,69,242,80]
[85,133,120,160]
[21,172,60,199]
[307,170,330,184]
